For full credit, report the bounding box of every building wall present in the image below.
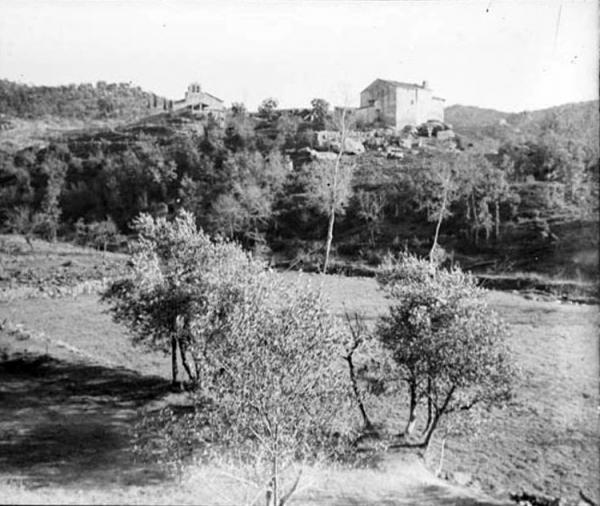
[395,87,419,129]
[201,93,225,110]
[354,106,380,125]
[360,81,396,127]
[415,87,432,124]
[428,97,445,122]
[361,80,445,130]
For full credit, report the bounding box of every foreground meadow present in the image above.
[0,264,597,504]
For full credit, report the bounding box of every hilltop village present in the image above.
[151,78,457,161]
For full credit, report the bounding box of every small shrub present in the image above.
[75,217,123,250]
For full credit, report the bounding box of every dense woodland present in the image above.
[0,80,598,278]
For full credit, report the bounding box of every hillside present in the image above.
[446,100,600,150]
[0,82,597,285]
[0,80,175,152]
[0,79,172,120]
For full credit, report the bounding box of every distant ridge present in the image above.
[446,100,599,148]
[0,79,168,121]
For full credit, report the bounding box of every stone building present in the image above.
[171,83,225,117]
[354,79,445,130]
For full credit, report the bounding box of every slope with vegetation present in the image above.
[0,84,598,289]
[0,79,170,152]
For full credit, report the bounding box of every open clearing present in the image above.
[0,268,598,504]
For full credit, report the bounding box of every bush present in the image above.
[375,253,514,447]
[105,210,356,503]
[75,218,123,250]
[197,273,355,504]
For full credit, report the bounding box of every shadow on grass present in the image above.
[0,352,172,488]
[331,484,507,506]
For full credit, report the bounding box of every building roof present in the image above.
[361,78,426,93]
[202,91,224,103]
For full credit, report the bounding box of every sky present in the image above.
[0,0,597,112]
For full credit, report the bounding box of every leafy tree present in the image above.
[36,150,68,242]
[207,151,286,244]
[74,217,122,251]
[197,273,354,505]
[375,253,514,448]
[4,206,35,250]
[257,97,279,121]
[103,210,263,387]
[109,211,355,504]
[310,98,331,130]
[231,102,247,117]
[225,110,256,151]
[453,152,514,245]
[353,189,385,246]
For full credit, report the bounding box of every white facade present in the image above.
[355,79,445,130]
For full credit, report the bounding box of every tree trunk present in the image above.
[323,209,335,274]
[25,234,34,251]
[436,438,446,477]
[494,200,500,240]
[178,339,196,385]
[323,108,346,274]
[430,173,450,263]
[421,385,456,449]
[279,468,303,506]
[422,412,440,449]
[267,449,278,506]
[403,382,418,437]
[171,336,179,388]
[345,355,373,431]
[422,378,433,436]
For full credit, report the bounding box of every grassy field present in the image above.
[0,239,598,504]
[0,235,128,292]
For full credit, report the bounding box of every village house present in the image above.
[171,82,225,117]
[354,79,445,130]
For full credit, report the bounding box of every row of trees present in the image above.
[103,211,514,504]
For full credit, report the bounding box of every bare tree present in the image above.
[429,159,453,264]
[323,106,355,273]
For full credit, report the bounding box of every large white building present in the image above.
[354,79,445,130]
